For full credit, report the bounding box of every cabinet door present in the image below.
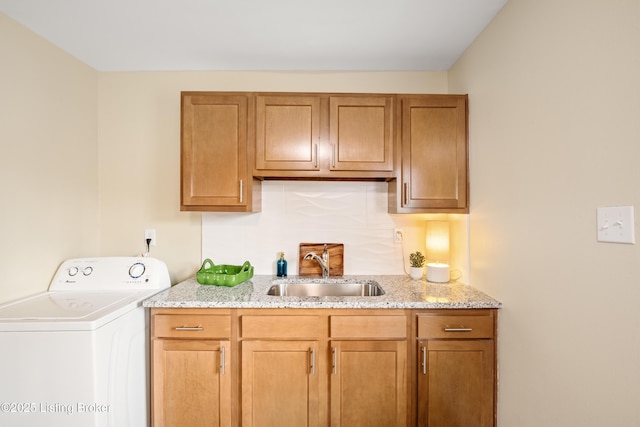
[255,95,321,171]
[330,340,407,427]
[329,96,393,172]
[417,339,494,427]
[396,95,468,212]
[152,339,231,427]
[181,93,256,211]
[242,340,320,427]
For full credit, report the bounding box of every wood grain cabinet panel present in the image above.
[328,96,394,172]
[417,340,494,427]
[241,340,320,427]
[390,94,469,213]
[330,315,406,339]
[330,340,407,427]
[151,309,233,427]
[415,310,497,427]
[180,91,469,213]
[254,93,395,179]
[255,94,321,171]
[181,92,260,212]
[153,314,231,339]
[150,308,496,427]
[241,315,321,338]
[152,339,231,427]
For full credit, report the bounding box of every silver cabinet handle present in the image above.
[174,326,203,331]
[313,144,318,168]
[403,182,408,205]
[220,346,226,375]
[239,179,243,203]
[310,348,316,375]
[331,144,336,168]
[443,327,473,332]
[332,347,337,375]
[421,345,427,375]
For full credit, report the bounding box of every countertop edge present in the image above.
[143,275,502,310]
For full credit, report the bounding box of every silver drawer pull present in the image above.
[174,326,203,331]
[220,346,226,375]
[332,347,338,375]
[443,327,473,332]
[310,348,316,375]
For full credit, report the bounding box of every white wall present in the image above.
[0,13,99,303]
[449,0,640,425]
[202,181,466,277]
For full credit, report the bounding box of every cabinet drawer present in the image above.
[241,315,320,338]
[330,315,407,339]
[417,315,494,339]
[153,314,231,339]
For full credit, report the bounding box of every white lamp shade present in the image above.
[425,220,451,283]
[425,221,450,264]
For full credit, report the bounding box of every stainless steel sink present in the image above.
[267,280,384,297]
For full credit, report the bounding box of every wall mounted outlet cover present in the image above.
[145,229,157,246]
[393,228,403,243]
[596,206,635,244]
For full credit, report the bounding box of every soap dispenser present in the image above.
[277,252,287,277]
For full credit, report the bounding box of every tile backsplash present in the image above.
[202,181,461,277]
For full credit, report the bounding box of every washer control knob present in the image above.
[129,262,146,279]
[82,266,93,276]
[68,266,79,276]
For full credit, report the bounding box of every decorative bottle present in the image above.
[276,252,287,277]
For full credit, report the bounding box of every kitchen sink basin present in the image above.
[267,281,384,297]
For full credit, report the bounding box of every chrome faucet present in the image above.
[303,244,330,278]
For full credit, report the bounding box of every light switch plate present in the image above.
[596,206,635,244]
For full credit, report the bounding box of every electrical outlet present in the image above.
[145,229,157,246]
[394,228,403,243]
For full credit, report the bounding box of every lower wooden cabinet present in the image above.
[330,340,406,427]
[150,308,497,427]
[152,339,231,427]
[241,340,320,427]
[417,340,494,427]
[151,309,232,427]
[415,310,496,427]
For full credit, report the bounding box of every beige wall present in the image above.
[0,14,99,303]
[97,71,450,283]
[449,0,640,425]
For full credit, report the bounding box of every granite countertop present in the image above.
[143,275,502,309]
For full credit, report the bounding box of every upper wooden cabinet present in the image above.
[329,96,394,173]
[389,95,469,213]
[254,93,394,179]
[181,92,260,212]
[255,94,321,172]
[180,91,468,213]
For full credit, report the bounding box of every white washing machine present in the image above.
[0,257,171,427]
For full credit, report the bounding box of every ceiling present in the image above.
[0,0,507,72]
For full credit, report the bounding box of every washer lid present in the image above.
[0,292,136,320]
[0,291,152,331]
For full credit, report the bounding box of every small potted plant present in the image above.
[409,251,426,280]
